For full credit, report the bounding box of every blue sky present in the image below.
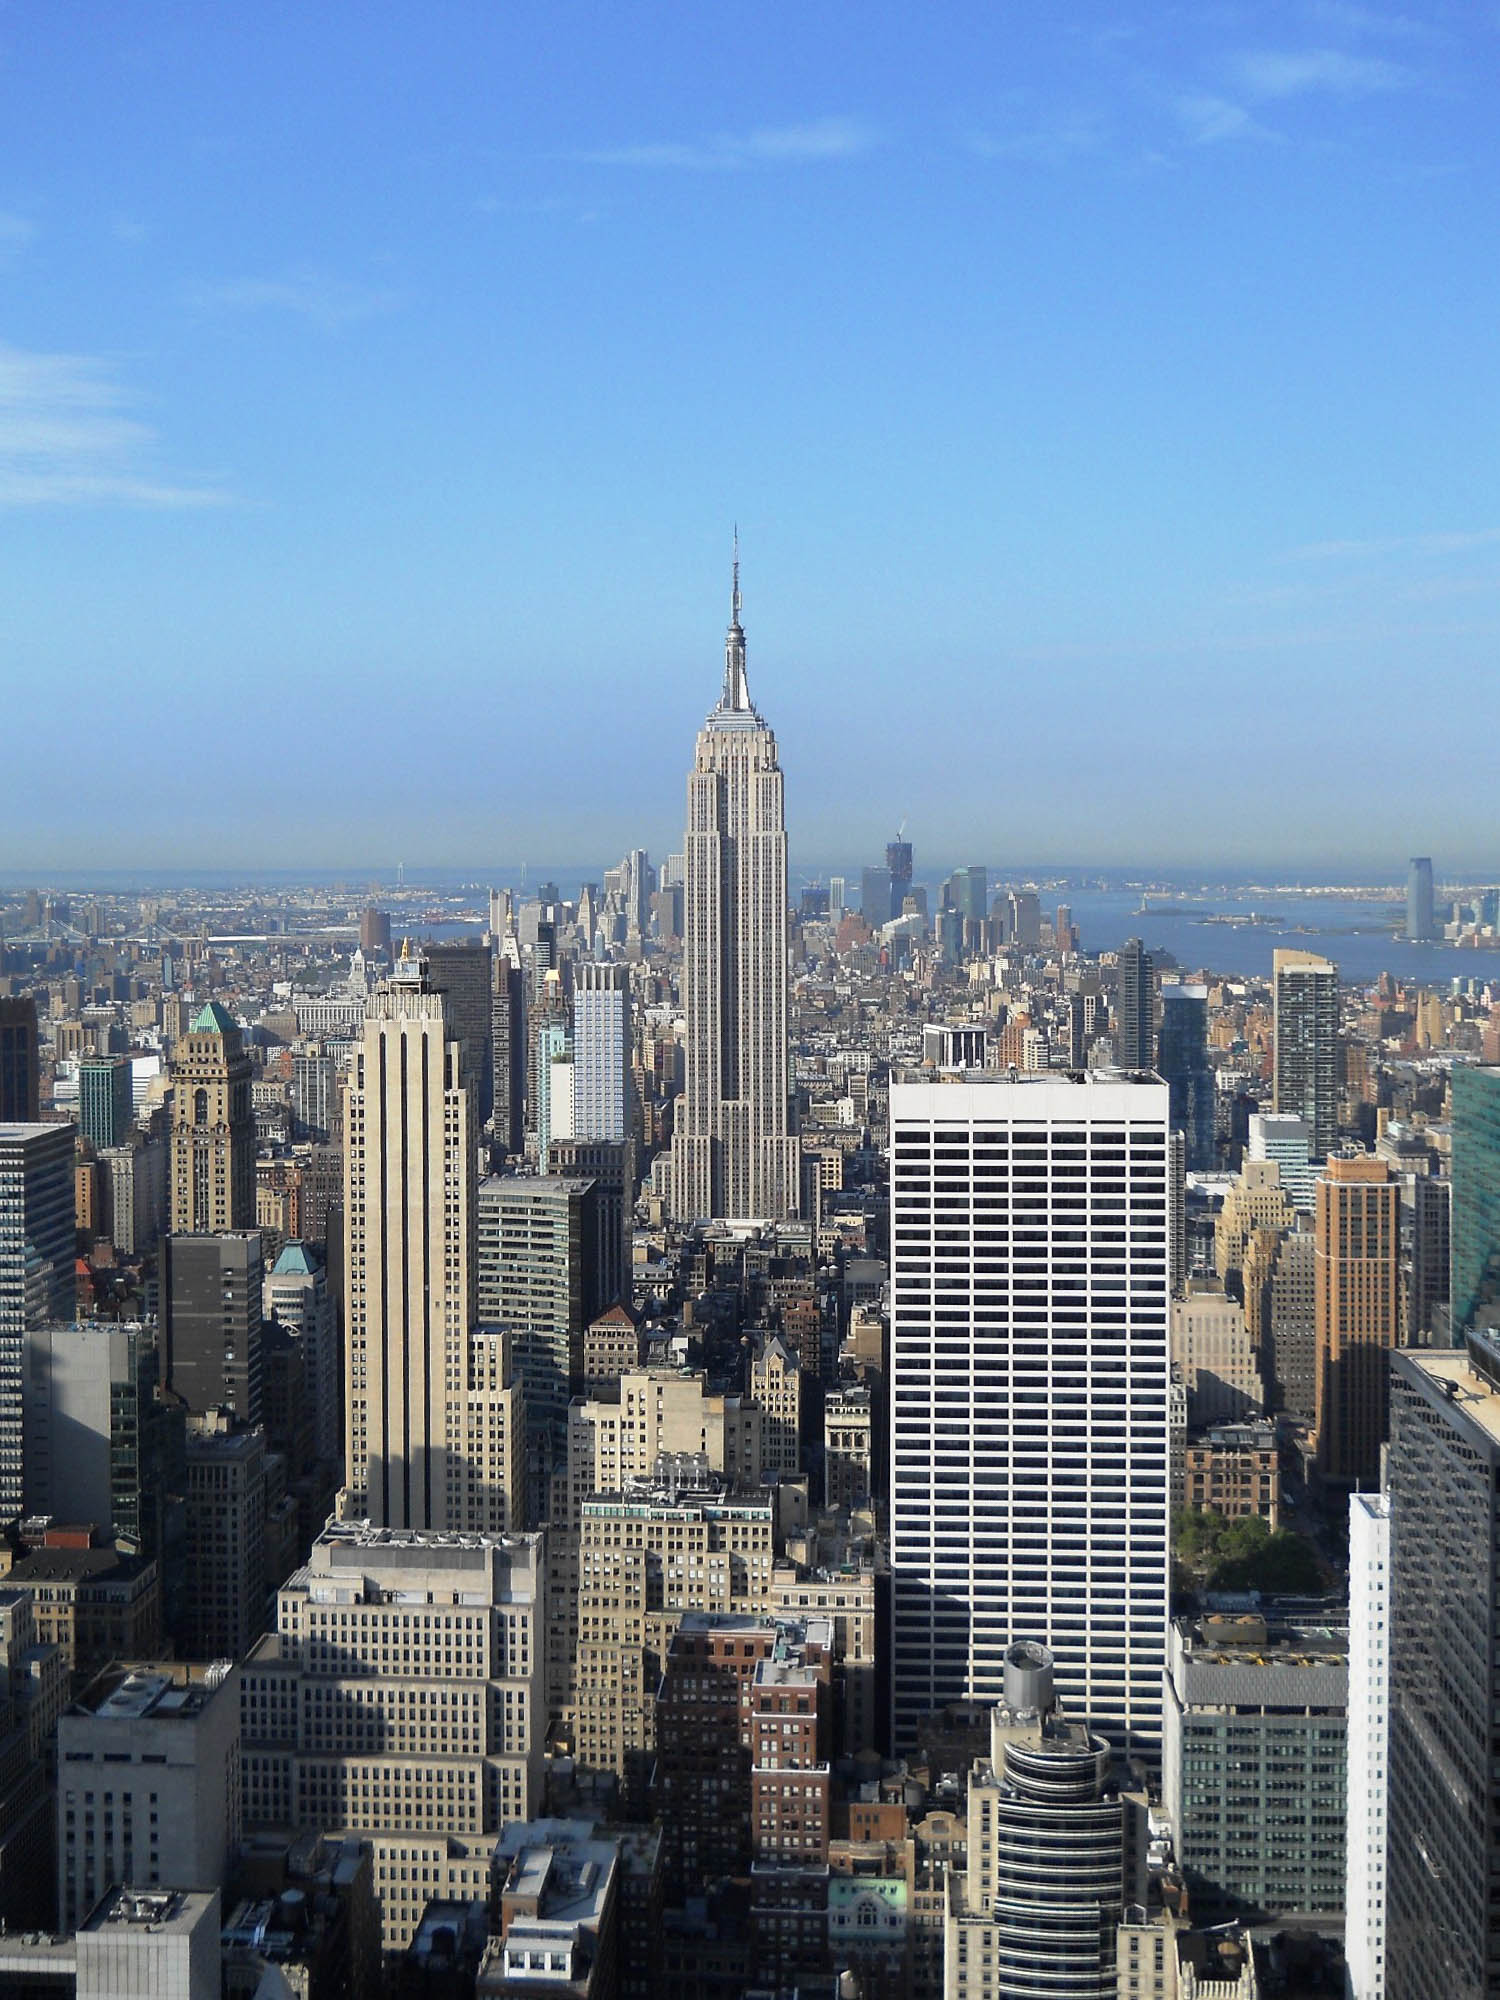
[2,1,1497,875]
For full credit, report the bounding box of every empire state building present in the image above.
[671,549,799,1222]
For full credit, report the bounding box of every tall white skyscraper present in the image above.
[573,962,631,1141]
[671,547,798,1222]
[1346,1489,1390,2000]
[344,949,476,1529]
[888,1075,1171,1760]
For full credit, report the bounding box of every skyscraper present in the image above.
[1314,1156,1399,1488]
[0,999,39,1124]
[885,837,913,917]
[1273,950,1340,1161]
[945,1645,1130,2000]
[425,940,496,1130]
[671,549,798,1223]
[1157,983,1214,1172]
[169,1001,255,1233]
[860,866,893,926]
[77,1054,134,1152]
[573,962,631,1144]
[0,1122,76,1521]
[163,1229,265,1425]
[490,954,525,1154]
[1386,1335,1500,2000]
[1247,1110,1317,1210]
[1405,856,1435,943]
[1345,1490,1390,2000]
[23,1321,182,1561]
[1115,938,1154,1070]
[1449,1063,1500,1333]
[476,1172,598,1430]
[888,1074,1171,1760]
[360,905,393,959]
[344,949,476,1530]
[264,1241,339,1465]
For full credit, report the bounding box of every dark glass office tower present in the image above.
[885,838,913,918]
[1450,1064,1500,1332]
[1157,983,1214,1171]
[1116,938,1154,1070]
[1272,950,1340,1161]
[0,999,39,1123]
[163,1229,264,1425]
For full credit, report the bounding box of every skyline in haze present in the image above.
[4,2,1499,869]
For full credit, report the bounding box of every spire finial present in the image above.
[719,526,752,711]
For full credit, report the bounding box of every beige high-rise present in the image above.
[671,549,799,1222]
[169,1001,255,1232]
[344,951,476,1529]
[1315,1155,1400,1486]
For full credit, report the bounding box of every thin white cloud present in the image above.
[967,114,1106,166]
[0,213,36,265]
[182,266,400,332]
[1306,2,1438,44]
[1288,527,1500,561]
[0,342,226,508]
[573,117,876,171]
[1236,46,1413,96]
[1175,93,1278,143]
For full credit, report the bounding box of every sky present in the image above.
[2,1,1498,876]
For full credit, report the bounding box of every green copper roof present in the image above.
[271,1242,316,1277]
[191,1001,237,1035]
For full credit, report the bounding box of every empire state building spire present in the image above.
[721,526,752,713]
[673,549,798,1222]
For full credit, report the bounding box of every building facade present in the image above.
[1385,1339,1500,2000]
[1449,1063,1500,1332]
[163,1229,264,1425]
[1314,1157,1399,1487]
[1272,952,1340,1162]
[0,1121,76,1522]
[1405,857,1435,943]
[1164,1607,1347,1920]
[424,941,496,1131]
[77,1055,133,1152]
[1345,1491,1390,2000]
[239,1522,545,1952]
[1157,984,1213,1173]
[477,1173,597,1432]
[945,1642,1129,2000]
[344,953,475,1530]
[888,1075,1171,1761]
[22,1321,182,1560]
[1170,1282,1263,1427]
[0,1001,39,1124]
[57,1663,241,1930]
[1116,939,1155,1071]
[169,1001,256,1233]
[573,963,632,1144]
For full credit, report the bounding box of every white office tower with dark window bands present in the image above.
[671,547,799,1224]
[1345,1490,1390,2000]
[889,1075,1171,1761]
[344,949,476,1531]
